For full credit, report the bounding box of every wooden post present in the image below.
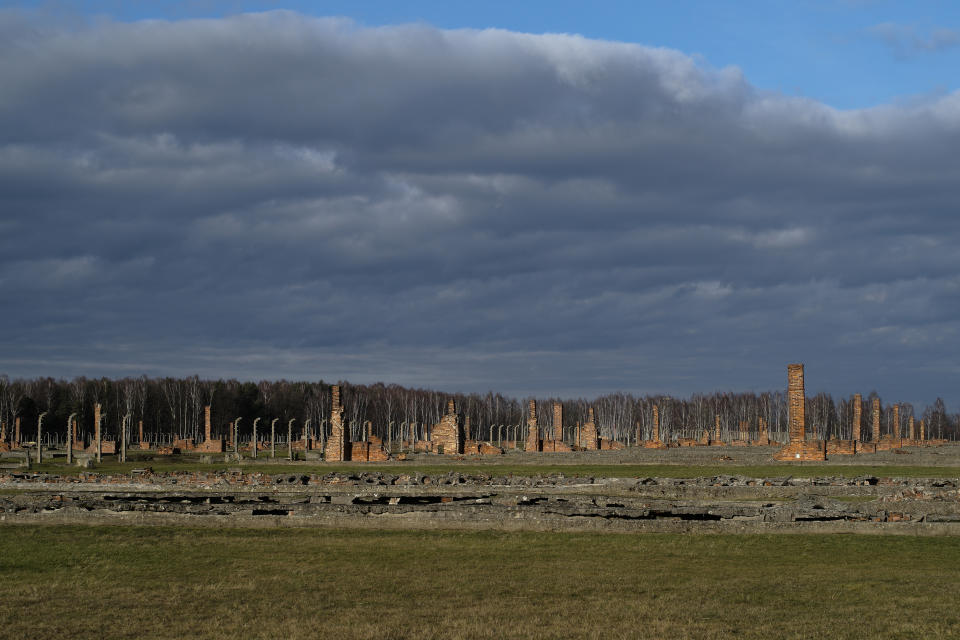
[36,412,47,464]
[287,419,294,461]
[234,418,242,459]
[94,403,102,463]
[270,418,278,458]
[252,418,260,460]
[121,414,129,463]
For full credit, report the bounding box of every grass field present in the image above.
[1,525,958,639]
[20,459,960,479]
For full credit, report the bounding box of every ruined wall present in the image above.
[432,400,463,455]
[324,385,350,462]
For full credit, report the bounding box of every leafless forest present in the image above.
[0,375,956,447]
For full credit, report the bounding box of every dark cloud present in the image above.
[867,22,960,56]
[1,10,959,407]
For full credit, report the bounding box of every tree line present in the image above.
[0,375,956,446]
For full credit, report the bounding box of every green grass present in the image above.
[19,459,960,479]
[0,525,957,639]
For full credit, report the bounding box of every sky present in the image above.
[0,2,958,408]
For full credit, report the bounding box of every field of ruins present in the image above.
[2,364,960,638]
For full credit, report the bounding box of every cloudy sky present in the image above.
[1,2,958,407]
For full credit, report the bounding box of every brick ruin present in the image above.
[431,400,463,456]
[852,394,862,442]
[1,364,945,464]
[196,405,225,453]
[753,416,771,446]
[709,415,726,446]
[872,397,881,442]
[774,364,826,461]
[640,404,667,449]
[324,386,349,462]
[524,399,540,452]
[579,407,599,450]
[553,402,562,442]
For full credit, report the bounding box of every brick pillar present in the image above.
[920,420,926,441]
[578,407,598,450]
[0,421,5,444]
[852,394,862,442]
[138,420,143,444]
[14,417,20,446]
[892,404,900,439]
[525,399,539,452]
[464,415,471,441]
[324,385,349,462]
[872,398,880,442]
[787,364,805,444]
[739,421,747,441]
[759,416,768,440]
[94,403,101,447]
[652,405,660,443]
[204,405,212,441]
[714,415,721,442]
[553,402,562,442]
[909,416,916,441]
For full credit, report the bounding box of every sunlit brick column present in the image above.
[525,399,539,451]
[324,385,349,462]
[787,364,805,444]
[581,407,599,450]
[553,402,563,442]
[909,416,916,441]
[94,403,102,447]
[204,405,212,441]
[464,415,471,441]
[14,417,20,446]
[920,419,926,441]
[714,415,721,442]
[852,394,862,441]
[893,404,900,439]
[138,420,143,444]
[652,405,660,443]
[872,398,880,442]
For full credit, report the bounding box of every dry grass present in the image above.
[1,525,958,639]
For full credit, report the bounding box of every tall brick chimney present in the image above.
[787,364,805,444]
[553,402,562,442]
[852,394,862,442]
